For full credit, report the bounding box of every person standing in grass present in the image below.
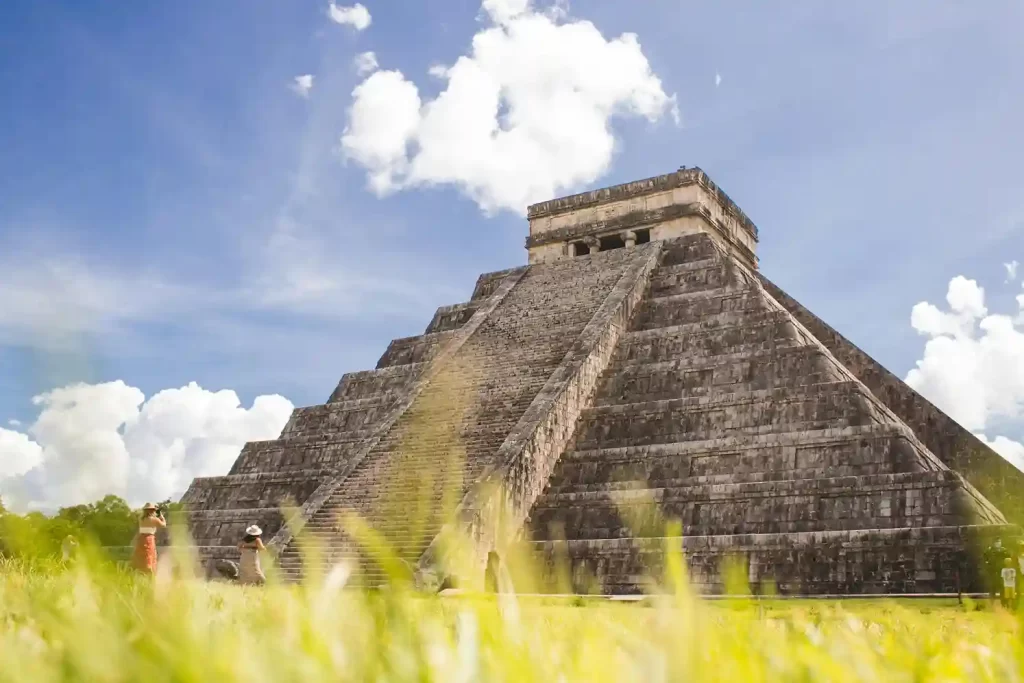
[132,503,166,575]
[984,539,1009,599]
[238,525,267,586]
[60,535,78,566]
[1001,558,1017,609]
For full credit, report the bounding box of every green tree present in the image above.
[55,495,137,547]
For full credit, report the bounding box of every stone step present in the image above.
[281,398,397,436]
[324,482,467,513]
[470,267,523,301]
[299,521,446,536]
[425,301,479,334]
[542,425,930,494]
[631,307,782,338]
[228,435,370,475]
[328,363,426,403]
[659,234,721,266]
[530,525,1018,595]
[634,287,769,330]
[647,259,737,299]
[595,344,840,406]
[529,470,975,539]
[376,330,456,369]
[616,311,802,365]
[187,507,286,547]
[604,338,803,374]
[275,547,421,562]
[573,381,881,450]
[180,468,334,509]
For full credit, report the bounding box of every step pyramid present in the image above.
[181,167,1023,594]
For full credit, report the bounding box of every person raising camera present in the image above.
[132,503,166,575]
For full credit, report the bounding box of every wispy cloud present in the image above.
[354,51,378,76]
[1005,260,1019,283]
[290,74,315,98]
[0,244,196,351]
[328,2,372,30]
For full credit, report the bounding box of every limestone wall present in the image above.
[759,275,1024,525]
[537,525,1012,595]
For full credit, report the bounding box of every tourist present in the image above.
[60,535,78,566]
[485,551,501,593]
[1001,558,1017,609]
[238,525,267,586]
[983,539,1009,599]
[132,503,166,575]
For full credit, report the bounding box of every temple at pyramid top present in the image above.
[525,166,759,269]
[182,166,1024,596]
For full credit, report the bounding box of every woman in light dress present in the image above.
[238,524,267,585]
[132,503,166,574]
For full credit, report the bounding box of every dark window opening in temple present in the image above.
[572,241,589,257]
[635,228,651,244]
[599,234,626,251]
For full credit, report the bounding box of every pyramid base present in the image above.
[533,525,1021,595]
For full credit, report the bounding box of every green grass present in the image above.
[2,550,1023,682]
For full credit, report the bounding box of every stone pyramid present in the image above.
[182,167,1023,594]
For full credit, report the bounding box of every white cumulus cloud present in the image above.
[291,74,315,98]
[328,2,371,30]
[1005,260,1019,283]
[0,381,293,512]
[340,0,677,215]
[353,51,379,76]
[905,269,1024,471]
[0,429,42,481]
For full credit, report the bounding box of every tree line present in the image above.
[0,495,183,561]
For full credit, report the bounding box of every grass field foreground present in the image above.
[2,549,1023,683]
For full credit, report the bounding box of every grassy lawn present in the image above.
[2,551,1022,682]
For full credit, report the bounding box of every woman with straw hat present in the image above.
[238,524,267,585]
[132,503,166,574]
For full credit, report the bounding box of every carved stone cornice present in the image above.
[524,203,700,249]
[526,167,759,241]
[524,200,758,269]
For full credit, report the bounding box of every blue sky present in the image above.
[1,1,1023,508]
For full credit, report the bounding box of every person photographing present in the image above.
[132,503,166,575]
